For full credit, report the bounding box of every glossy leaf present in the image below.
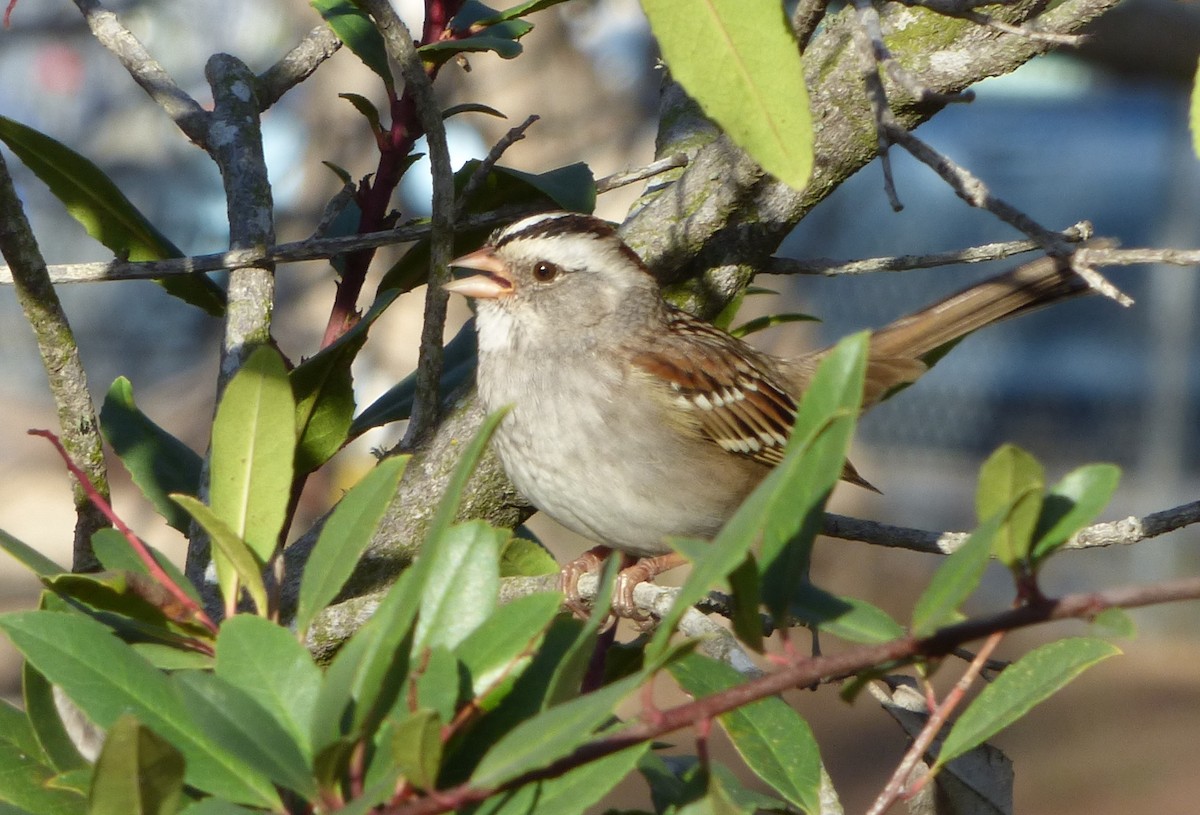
[413,646,463,723]
[209,345,296,566]
[442,102,506,120]
[415,520,504,652]
[291,334,364,475]
[295,455,409,633]
[790,585,905,644]
[22,664,87,773]
[498,534,558,577]
[648,536,748,659]
[543,556,620,707]
[469,672,642,788]
[388,710,443,791]
[0,528,62,577]
[670,653,821,815]
[1031,463,1120,565]
[338,92,383,134]
[1090,607,1136,639]
[470,0,572,24]
[42,570,209,638]
[89,528,202,607]
[312,0,393,88]
[100,378,202,533]
[420,34,523,62]
[758,332,868,620]
[976,444,1044,568]
[215,616,322,759]
[729,312,816,339]
[88,714,184,815]
[640,0,813,190]
[0,738,85,815]
[455,591,563,706]
[310,567,423,749]
[935,637,1120,769]
[472,743,647,815]
[170,495,268,616]
[0,612,280,807]
[0,115,224,314]
[910,514,1001,637]
[174,670,318,798]
[0,699,42,761]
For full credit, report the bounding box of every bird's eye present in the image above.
[532,261,561,282]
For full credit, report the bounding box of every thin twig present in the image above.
[867,631,1005,815]
[768,223,1092,276]
[823,499,1200,556]
[850,0,903,211]
[360,0,456,448]
[882,122,1134,306]
[70,0,208,143]
[0,153,108,572]
[455,115,540,218]
[595,154,689,194]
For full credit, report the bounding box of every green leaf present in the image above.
[312,0,393,88]
[469,672,643,788]
[0,115,224,315]
[174,670,318,798]
[442,102,506,120]
[670,653,821,815]
[387,710,443,791]
[0,699,42,759]
[758,332,868,620]
[419,35,524,62]
[100,378,203,533]
[455,591,563,707]
[0,611,280,807]
[726,554,763,652]
[295,455,409,633]
[131,643,213,671]
[178,801,258,815]
[0,738,85,815]
[543,556,620,707]
[90,528,202,607]
[467,0,573,24]
[1191,56,1200,159]
[472,743,648,815]
[210,345,296,567]
[1090,607,1136,640]
[498,534,558,577]
[1031,463,1120,565]
[935,637,1120,769]
[415,521,504,652]
[310,568,422,750]
[648,536,748,659]
[910,514,1000,637]
[729,312,816,339]
[414,646,463,723]
[290,334,363,475]
[42,571,209,639]
[976,444,1044,569]
[22,663,87,773]
[338,92,384,134]
[170,495,268,616]
[789,585,905,644]
[0,528,63,577]
[493,163,595,215]
[639,0,813,190]
[88,714,185,815]
[215,615,322,759]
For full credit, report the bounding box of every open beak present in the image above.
[444,246,513,299]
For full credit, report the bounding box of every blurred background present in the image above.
[1,0,1198,812]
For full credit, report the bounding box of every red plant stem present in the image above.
[319,2,463,349]
[29,429,218,634]
[866,630,1005,815]
[380,575,1200,815]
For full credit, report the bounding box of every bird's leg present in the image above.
[614,552,688,624]
[559,545,612,618]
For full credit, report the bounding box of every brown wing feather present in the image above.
[630,307,799,467]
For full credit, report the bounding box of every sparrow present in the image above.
[444,211,1089,617]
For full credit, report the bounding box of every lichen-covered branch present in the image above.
[0,152,108,572]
